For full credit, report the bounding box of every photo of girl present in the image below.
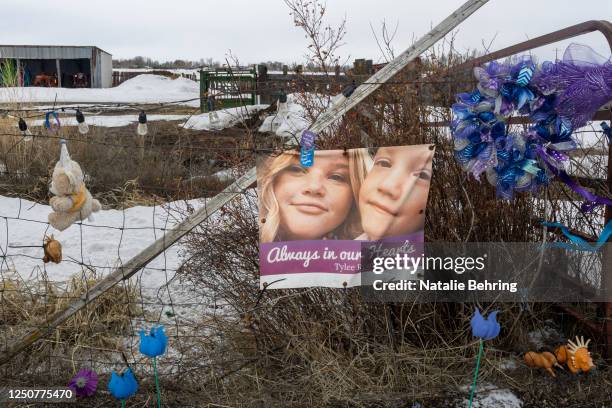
[258,149,369,242]
[257,144,434,289]
[356,145,435,240]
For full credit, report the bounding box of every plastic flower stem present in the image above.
[121,400,125,408]
[468,339,484,408]
[154,357,161,408]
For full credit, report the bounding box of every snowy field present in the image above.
[0,195,201,301]
[0,74,200,106]
[113,68,200,75]
[181,104,269,131]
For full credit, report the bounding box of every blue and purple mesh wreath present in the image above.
[450,43,612,207]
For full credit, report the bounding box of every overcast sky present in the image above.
[1,0,610,64]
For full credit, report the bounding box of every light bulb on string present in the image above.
[75,109,89,134]
[137,111,148,136]
[330,80,357,110]
[18,118,33,141]
[278,89,288,115]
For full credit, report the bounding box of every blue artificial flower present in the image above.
[470,309,500,340]
[139,325,168,358]
[108,368,138,400]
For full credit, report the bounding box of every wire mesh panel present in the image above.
[0,19,610,408]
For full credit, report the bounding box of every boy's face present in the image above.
[358,145,433,240]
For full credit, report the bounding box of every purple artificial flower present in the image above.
[68,368,98,397]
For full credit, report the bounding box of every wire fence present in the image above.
[0,54,610,406]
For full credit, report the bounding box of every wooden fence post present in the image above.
[257,64,269,105]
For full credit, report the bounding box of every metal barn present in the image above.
[0,45,112,88]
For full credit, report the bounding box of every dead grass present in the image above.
[0,268,143,372]
[0,116,254,207]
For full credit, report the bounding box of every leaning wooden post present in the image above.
[0,0,490,367]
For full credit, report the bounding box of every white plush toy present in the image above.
[48,140,101,231]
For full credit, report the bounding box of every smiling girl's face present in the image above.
[273,152,353,240]
[358,145,433,240]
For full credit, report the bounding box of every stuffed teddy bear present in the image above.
[48,140,101,231]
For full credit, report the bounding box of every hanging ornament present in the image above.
[299,130,316,167]
[45,111,61,132]
[48,140,101,231]
[42,235,62,263]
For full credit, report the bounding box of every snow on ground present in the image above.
[258,93,331,138]
[29,114,189,128]
[0,195,201,292]
[0,193,239,373]
[457,384,522,408]
[113,68,200,75]
[181,104,268,130]
[0,75,200,106]
[497,358,518,371]
[527,321,563,349]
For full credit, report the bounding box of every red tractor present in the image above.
[33,73,58,87]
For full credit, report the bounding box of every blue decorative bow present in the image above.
[542,220,612,252]
[493,63,537,115]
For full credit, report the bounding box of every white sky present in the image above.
[0,0,610,64]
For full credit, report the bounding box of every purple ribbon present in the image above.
[300,130,316,149]
[536,146,612,213]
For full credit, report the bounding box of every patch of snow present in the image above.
[258,93,330,138]
[458,384,522,408]
[181,104,268,131]
[498,358,518,371]
[0,195,203,292]
[187,168,236,184]
[573,120,610,148]
[0,75,200,106]
[113,68,200,75]
[527,322,562,349]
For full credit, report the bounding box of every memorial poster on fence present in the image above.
[257,144,435,288]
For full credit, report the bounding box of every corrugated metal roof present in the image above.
[0,45,111,59]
